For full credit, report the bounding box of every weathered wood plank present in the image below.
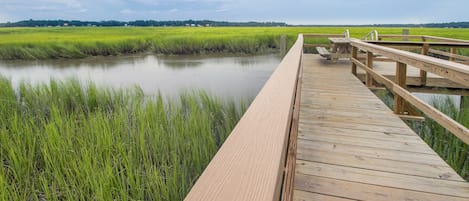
[297,140,445,165]
[298,130,434,154]
[296,160,469,198]
[293,190,354,201]
[296,148,462,181]
[295,174,469,201]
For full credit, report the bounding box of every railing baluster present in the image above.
[351,46,358,76]
[394,62,407,115]
[420,43,429,86]
[366,51,374,87]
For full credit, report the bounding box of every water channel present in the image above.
[0,53,281,100]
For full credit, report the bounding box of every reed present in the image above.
[0,77,247,200]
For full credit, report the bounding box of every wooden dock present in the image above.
[293,54,469,200]
[185,34,469,201]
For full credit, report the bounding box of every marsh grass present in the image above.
[1,27,469,60]
[0,77,247,200]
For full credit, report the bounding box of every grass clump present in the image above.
[0,77,247,200]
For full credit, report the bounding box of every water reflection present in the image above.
[0,53,281,99]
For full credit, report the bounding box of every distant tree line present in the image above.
[0,19,288,27]
[1,20,468,28]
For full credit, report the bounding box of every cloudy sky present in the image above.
[0,0,467,25]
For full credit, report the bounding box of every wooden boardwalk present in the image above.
[293,54,469,200]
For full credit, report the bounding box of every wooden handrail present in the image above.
[363,40,469,48]
[185,35,304,201]
[379,34,469,43]
[350,40,469,145]
[351,39,469,86]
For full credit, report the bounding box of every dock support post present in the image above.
[351,46,358,76]
[402,29,409,41]
[280,35,287,57]
[366,51,374,87]
[394,62,408,115]
[450,48,457,61]
[420,44,429,86]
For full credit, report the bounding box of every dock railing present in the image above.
[184,34,304,201]
[367,34,469,64]
[350,38,469,144]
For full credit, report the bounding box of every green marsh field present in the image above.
[1,27,469,60]
[1,26,469,200]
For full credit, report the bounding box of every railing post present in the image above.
[402,29,409,41]
[280,35,287,57]
[394,62,407,115]
[450,48,457,61]
[366,51,374,87]
[351,46,358,76]
[420,43,429,86]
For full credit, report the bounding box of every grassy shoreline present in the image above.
[1,27,469,60]
[0,78,247,200]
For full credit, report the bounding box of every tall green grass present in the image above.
[0,27,468,60]
[0,77,247,200]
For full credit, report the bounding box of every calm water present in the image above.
[0,54,281,99]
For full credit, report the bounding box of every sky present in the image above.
[0,0,467,25]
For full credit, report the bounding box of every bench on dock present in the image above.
[315,47,331,59]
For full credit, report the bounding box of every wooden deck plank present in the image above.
[297,139,445,165]
[295,174,469,201]
[299,126,424,142]
[293,190,354,201]
[296,160,469,198]
[298,130,435,154]
[296,148,462,181]
[292,54,469,200]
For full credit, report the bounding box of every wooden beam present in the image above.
[398,114,425,121]
[429,49,469,61]
[351,39,469,86]
[420,44,430,86]
[407,86,469,96]
[450,48,457,62]
[394,62,407,115]
[379,34,469,43]
[352,46,358,76]
[366,51,374,87]
[363,40,469,48]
